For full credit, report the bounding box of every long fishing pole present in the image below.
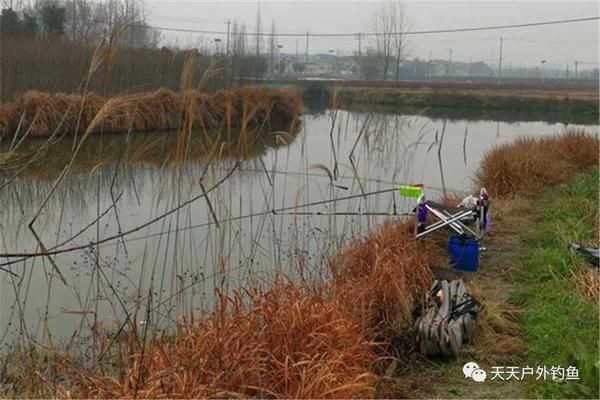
[275,211,413,217]
[0,185,403,265]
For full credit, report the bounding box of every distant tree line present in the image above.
[0,1,272,101]
[1,3,65,38]
[1,0,159,47]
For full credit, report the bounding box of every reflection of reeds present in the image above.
[477,129,599,196]
[5,125,301,180]
[0,87,302,139]
[63,284,375,399]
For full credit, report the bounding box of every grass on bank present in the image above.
[512,168,599,399]
[477,130,599,196]
[323,86,599,122]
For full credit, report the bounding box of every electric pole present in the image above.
[305,31,309,62]
[358,32,362,57]
[0,8,2,103]
[497,37,503,84]
[574,60,579,82]
[448,48,453,76]
[428,50,432,81]
[225,19,231,55]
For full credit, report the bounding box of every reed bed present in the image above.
[61,284,375,399]
[330,220,441,343]
[477,129,599,196]
[0,86,302,138]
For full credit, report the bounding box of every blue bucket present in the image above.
[448,235,479,272]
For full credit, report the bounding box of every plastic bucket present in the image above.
[448,235,479,272]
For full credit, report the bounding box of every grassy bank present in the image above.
[513,169,599,399]
[300,85,600,124]
[477,131,599,398]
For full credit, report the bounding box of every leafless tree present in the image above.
[369,0,410,80]
[61,0,159,47]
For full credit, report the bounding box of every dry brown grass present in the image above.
[573,269,600,305]
[0,87,302,139]
[330,220,441,344]
[465,286,528,365]
[60,284,375,399]
[477,129,599,196]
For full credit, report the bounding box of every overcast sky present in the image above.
[146,0,599,69]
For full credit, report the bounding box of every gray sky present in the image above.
[146,0,599,69]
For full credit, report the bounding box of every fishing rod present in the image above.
[274,211,413,217]
[0,185,404,267]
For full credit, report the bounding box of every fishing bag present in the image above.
[415,279,482,359]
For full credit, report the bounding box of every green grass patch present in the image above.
[513,168,599,399]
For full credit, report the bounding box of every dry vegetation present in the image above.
[573,269,600,305]
[0,86,302,139]
[331,220,440,343]
[42,220,444,398]
[55,285,376,399]
[476,129,599,196]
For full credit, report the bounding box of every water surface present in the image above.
[0,109,597,347]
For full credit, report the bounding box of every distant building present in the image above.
[303,62,333,76]
[395,59,492,79]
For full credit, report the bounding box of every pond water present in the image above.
[0,108,598,348]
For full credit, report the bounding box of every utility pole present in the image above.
[497,36,503,84]
[295,39,299,61]
[428,50,432,81]
[540,60,546,82]
[395,38,402,81]
[0,8,2,103]
[72,2,77,41]
[305,31,309,62]
[574,60,579,82]
[225,19,231,55]
[358,32,362,57]
[448,48,453,77]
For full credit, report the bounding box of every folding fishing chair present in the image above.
[401,186,490,241]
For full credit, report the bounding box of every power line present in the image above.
[67,15,600,38]
[148,16,225,25]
